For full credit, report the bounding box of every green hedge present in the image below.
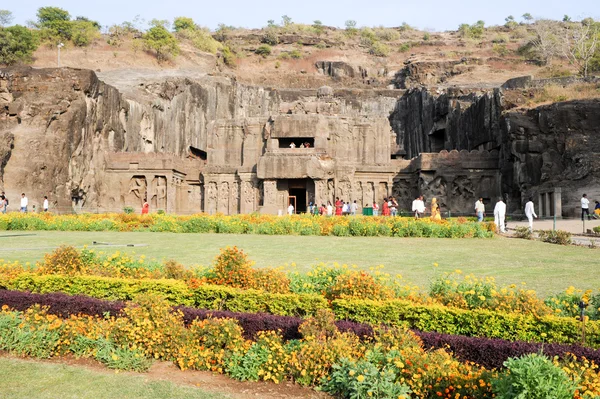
[3,273,598,346]
[0,274,328,317]
[331,298,600,347]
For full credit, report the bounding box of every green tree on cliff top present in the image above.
[143,25,179,61]
[0,25,39,65]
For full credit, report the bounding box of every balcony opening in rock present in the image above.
[430,129,446,152]
[189,146,207,161]
[278,138,315,149]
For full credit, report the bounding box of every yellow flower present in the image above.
[356,375,365,382]
[478,295,486,301]
[433,263,439,267]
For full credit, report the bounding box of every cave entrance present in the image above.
[430,129,446,152]
[287,179,313,213]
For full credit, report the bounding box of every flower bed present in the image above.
[0,212,495,238]
[4,288,600,371]
[1,295,600,399]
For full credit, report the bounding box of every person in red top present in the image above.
[141,199,149,215]
[382,197,390,216]
[335,197,343,216]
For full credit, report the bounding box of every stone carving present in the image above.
[151,176,167,210]
[263,180,277,206]
[328,180,335,205]
[128,176,147,206]
[363,182,374,207]
[207,182,217,214]
[3,67,597,217]
[219,182,229,214]
[231,181,239,214]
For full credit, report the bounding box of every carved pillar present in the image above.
[553,187,562,218]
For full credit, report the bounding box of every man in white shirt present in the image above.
[20,193,28,213]
[287,203,294,215]
[581,194,591,221]
[524,197,537,232]
[43,196,49,212]
[474,197,485,222]
[350,200,359,216]
[493,197,507,233]
[326,202,333,216]
[412,195,425,219]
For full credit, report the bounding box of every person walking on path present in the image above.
[20,193,28,213]
[524,197,537,232]
[43,196,49,212]
[581,194,591,221]
[475,197,485,222]
[494,197,507,233]
[382,197,390,216]
[373,201,379,216]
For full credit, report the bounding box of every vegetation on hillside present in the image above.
[0,6,599,77]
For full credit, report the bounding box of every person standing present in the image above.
[373,201,379,216]
[494,197,507,233]
[350,200,358,216]
[287,203,294,215]
[327,201,333,216]
[581,194,591,221]
[412,195,425,219]
[382,197,390,216]
[20,193,28,213]
[0,195,6,214]
[430,198,441,220]
[524,197,537,232]
[474,197,485,222]
[335,197,343,216]
[141,199,149,215]
[43,196,49,212]
[390,197,398,217]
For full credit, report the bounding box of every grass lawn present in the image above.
[0,357,230,399]
[0,231,595,297]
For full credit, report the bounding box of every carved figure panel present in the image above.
[206,182,217,214]
[378,182,388,200]
[219,182,229,214]
[327,180,335,205]
[127,176,147,207]
[151,176,167,210]
[363,182,374,207]
[230,181,239,214]
[392,179,413,208]
[263,180,277,206]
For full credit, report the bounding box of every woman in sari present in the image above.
[430,197,441,220]
[382,197,390,216]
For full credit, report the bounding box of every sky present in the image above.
[7,0,599,31]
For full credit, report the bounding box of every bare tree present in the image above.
[562,21,599,77]
[0,9,13,27]
[530,20,561,65]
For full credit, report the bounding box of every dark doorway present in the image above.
[289,188,307,213]
[429,129,446,152]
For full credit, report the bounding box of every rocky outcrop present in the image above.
[502,99,600,215]
[389,88,503,159]
[393,59,479,89]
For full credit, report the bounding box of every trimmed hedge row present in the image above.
[416,330,600,370]
[0,289,371,341]
[2,273,599,347]
[0,273,328,317]
[3,289,600,370]
[331,298,600,347]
